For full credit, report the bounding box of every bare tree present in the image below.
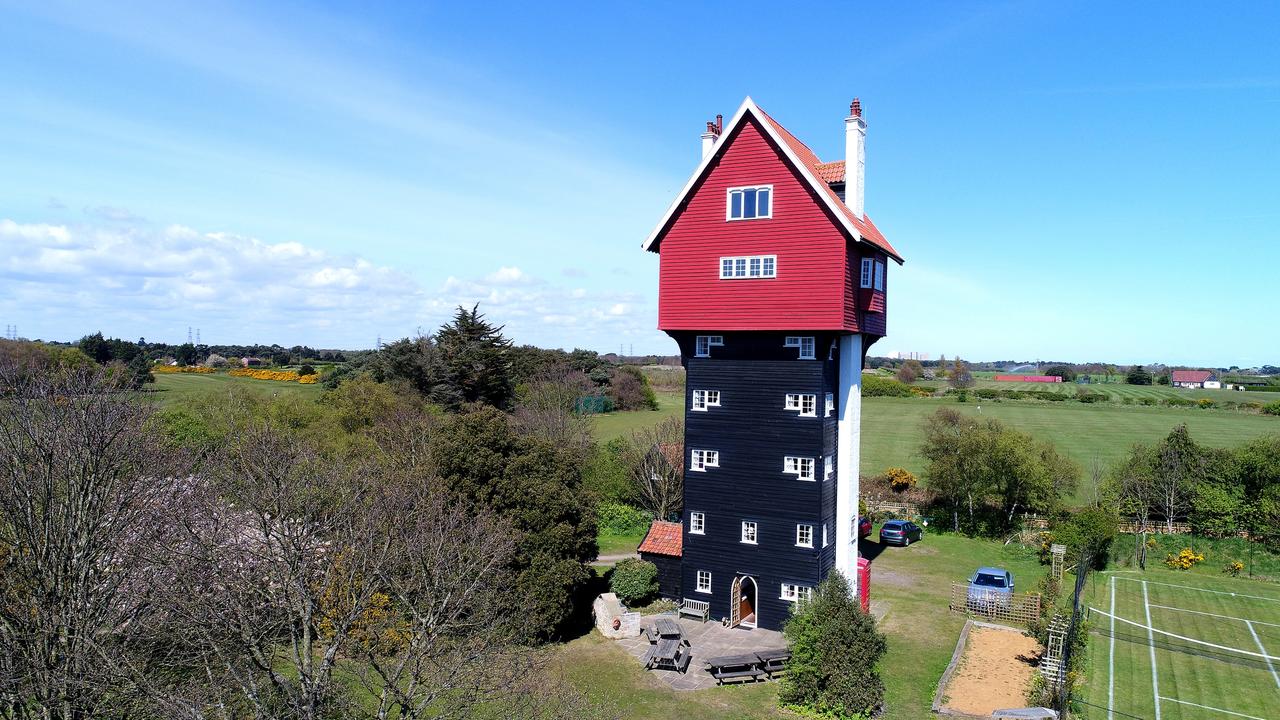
[1110,446,1158,569]
[622,417,684,521]
[512,367,594,459]
[0,359,188,720]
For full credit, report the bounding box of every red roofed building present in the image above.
[637,521,683,601]
[640,97,904,629]
[1171,370,1220,389]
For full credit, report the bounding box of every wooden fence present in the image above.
[948,585,1041,626]
[865,499,920,517]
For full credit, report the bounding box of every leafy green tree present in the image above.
[435,304,515,410]
[78,332,113,364]
[1126,365,1153,385]
[780,572,886,718]
[431,406,595,637]
[1043,364,1076,382]
[1050,506,1120,570]
[125,352,154,388]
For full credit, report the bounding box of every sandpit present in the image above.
[940,624,1042,716]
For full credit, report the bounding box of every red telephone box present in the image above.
[856,557,871,613]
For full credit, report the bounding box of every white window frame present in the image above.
[784,456,816,481]
[822,523,829,547]
[784,336,815,359]
[691,389,721,411]
[796,524,814,548]
[784,393,817,417]
[690,512,705,535]
[690,449,719,472]
[741,521,758,545]
[825,392,835,416]
[874,260,885,291]
[694,335,723,358]
[824,455,833,481]
[781,583,813,603]
[860,257,875,288]
[726,184,774,221]
[719,254,777,279]
[696,570,712,594]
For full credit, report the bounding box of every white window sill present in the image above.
[695,588,712,594]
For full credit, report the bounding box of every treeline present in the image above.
[0,314,632,718]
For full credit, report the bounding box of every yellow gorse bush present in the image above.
[228,368,308,383]
[1164,547,1205,570]
[150,365,216,374]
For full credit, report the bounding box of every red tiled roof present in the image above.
[756,107,902,261]
[815,160,845,183]
[637,520,682,558]
[1171,370,1214,383]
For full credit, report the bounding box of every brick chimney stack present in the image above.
[701,114,723,160]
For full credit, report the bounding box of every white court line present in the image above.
[1158,696,1271,720]
[1246,620,1280,689]
[1144,581,1162,720]
[1149,603,1280,629]
[1108,576,1115,720]
[1090,606,1280,660]
[1114,576,1280,604]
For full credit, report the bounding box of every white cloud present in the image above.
[0,216,659,350]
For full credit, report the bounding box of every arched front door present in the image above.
[730,575,758,629]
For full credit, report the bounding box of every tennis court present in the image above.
[1080,572,1280,719]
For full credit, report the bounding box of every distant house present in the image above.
[1171,370,1220,389]
[637,521,682,601]
[241,357,266,367]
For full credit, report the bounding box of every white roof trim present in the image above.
[641,96,870,253]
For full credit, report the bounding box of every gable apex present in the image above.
[642,97,902,263]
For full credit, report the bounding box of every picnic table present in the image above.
[644,637,692,673]
[654,617,683,638]
[704,653,765,685]
[755,648,791,678]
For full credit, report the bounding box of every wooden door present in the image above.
[728,576,742,627]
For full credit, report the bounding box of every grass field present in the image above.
[591,389,684,443]
[861,397,1280,496]
[955,377,1272,405]
[1079,570,1280,720]
[147,372,325,408]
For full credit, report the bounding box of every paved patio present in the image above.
[614,614,787,691]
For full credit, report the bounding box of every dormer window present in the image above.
[727,185,772,220]
[720,255,777,279]
[785,336,815,359]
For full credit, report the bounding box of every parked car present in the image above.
[858,516,873,538]
[879,519,922,546]
[966,567,1015,612]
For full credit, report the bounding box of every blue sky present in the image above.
[1,1,1276,366]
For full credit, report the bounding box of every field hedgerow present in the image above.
[228,368,312,384]
[150,365,216,375]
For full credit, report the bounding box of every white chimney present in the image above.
[700,114,723,159]
[844,98,866,218]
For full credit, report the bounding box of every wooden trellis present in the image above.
[1041,615,1068,688]
[1050,543,1066,581]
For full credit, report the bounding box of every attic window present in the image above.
[720,255,777,279]
[727,185,773,220]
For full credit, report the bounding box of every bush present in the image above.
[610,558,658,605]
[1164,548,1205,570]
[1263,401,1280,416]
[1224,560,1244,577]
[780,573,886,718]
[608,366,659,410]
[1196,398,1215,409]
[1163,397,1195,408]
[298,364,316,376]
[1076,389,1104,403]
[862,376,915,397]
[597,502,652,536]
[885,467,917,492]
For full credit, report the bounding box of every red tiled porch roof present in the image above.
[637,520,682,558]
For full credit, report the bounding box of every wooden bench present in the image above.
[678,598,710,622]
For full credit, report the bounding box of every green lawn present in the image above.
[591,390,684,443]
[146,372,325,408]
[597,531,645,557]
[558,531,1048,720]
[861,397,1280,498]
[1077,568,1280,720]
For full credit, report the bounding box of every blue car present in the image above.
[966,567,1014,612]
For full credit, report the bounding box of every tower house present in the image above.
[642,97,903,630]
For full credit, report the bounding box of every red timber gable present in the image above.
[646,99,900,334]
